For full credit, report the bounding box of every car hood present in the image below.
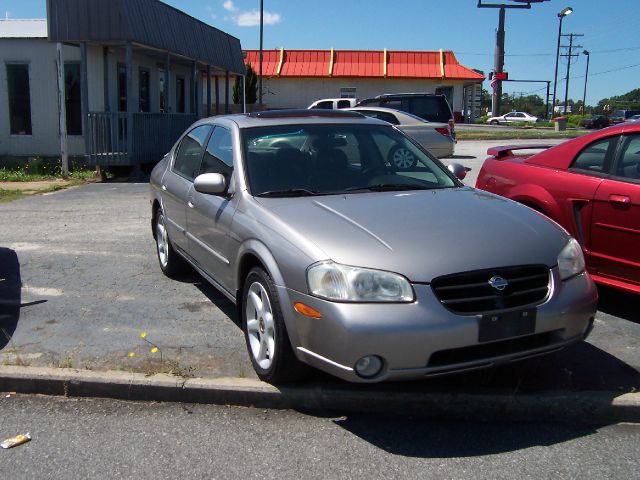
[254,187,568,283]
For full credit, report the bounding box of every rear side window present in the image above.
[173,125,212,180]
[570,137,618,174]
[408,97,451,123]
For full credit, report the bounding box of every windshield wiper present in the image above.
[257,188,320,198]
[345,183,433,192]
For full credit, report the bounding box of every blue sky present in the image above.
[3,0,639,106]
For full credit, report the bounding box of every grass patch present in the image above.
[457,129,587,141]
[0,167,95,182]
[0,189,25,204]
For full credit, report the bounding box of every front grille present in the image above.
[431,265,550,315]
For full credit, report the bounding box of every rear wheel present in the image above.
[242,267,308,384]
[154,207,185,277]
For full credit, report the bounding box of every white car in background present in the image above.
[308,98,358,109]
[347,106,455,163]
[487,111,540,125]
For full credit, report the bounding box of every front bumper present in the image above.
[277,268,598,383]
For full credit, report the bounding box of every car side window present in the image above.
[173,125,212,180]
[381,100,403,110]
[615,135,640,181]
[337,100,351,109]
[314,101,333,109]
[200,126,234,178]
[570,137,618,174]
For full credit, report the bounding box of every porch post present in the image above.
[215,75,220,115]
[80,42,89,150]
[206,65,211,117]
[126,42,135,168]
[102,46,109,112]
[165,52,172,113]
[225,70,230,114]
[191,60,197,115]
[56,42,69,179]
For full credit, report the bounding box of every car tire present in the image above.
[154,207,186,278]
[388,145,417,170]
[490,120,499,126]
[242,267,309,384]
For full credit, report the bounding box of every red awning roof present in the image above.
[244,49,484,81]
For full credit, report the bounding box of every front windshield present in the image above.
[242,124,457,196]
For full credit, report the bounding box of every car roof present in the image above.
[195,109,389,129]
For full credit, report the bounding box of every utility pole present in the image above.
[258,0,263,106]
[560,33,583,114]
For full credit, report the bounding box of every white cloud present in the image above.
[223,0,237,12]
[236,10,281,27]
[219,1,281,27]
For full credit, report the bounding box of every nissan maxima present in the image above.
[150,110,598,384]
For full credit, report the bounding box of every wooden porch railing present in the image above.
[87,112,198,166]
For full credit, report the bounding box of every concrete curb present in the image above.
[1,366,639,424]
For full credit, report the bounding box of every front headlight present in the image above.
[307,261,414,302]
[557,238,586,280]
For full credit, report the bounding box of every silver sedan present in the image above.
[347,106,455,163]
[149,109,597,384]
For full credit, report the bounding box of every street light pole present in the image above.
[552,7,573,117]
[582,50,590,115]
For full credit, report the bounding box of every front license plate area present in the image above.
[478,308,536,343]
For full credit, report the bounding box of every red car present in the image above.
[476,123,640,295]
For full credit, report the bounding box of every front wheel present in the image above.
[242,267,308,384]
[489,120,499,126]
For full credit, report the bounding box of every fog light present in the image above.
[354,355,383,378]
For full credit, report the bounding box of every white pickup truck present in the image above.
[307,98,357,110]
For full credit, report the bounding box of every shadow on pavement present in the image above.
[332,415,602,458]
[0,248,22,349]
[449,154,477,159]
[171,269,240,329]
[597,286,640,324]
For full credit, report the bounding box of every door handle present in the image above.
[187,201,195,209]
[609,194,630,205]
[161,184,167,191]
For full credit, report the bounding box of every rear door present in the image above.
[589,134,640,287]
[162,124,212,252]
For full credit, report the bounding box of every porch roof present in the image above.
[46,0,245,74]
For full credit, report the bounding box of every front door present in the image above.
[590,134,640,288]
[187,126,237,292]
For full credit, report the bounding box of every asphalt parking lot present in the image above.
[1,140,639,397]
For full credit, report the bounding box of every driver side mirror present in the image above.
[448,163,472,181]
[194,173,227,195]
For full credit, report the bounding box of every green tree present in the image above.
[233,63,258,104]
[597,88,640,114]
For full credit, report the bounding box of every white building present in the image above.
[0,0,245,166]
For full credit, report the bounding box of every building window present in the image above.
[117,63,127,112]
[65,63,82,135]
[340,87,357,99]
[176,76,185,113]
[139,68,150,112]
[159,69,166,112]
[6,63,32,135]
